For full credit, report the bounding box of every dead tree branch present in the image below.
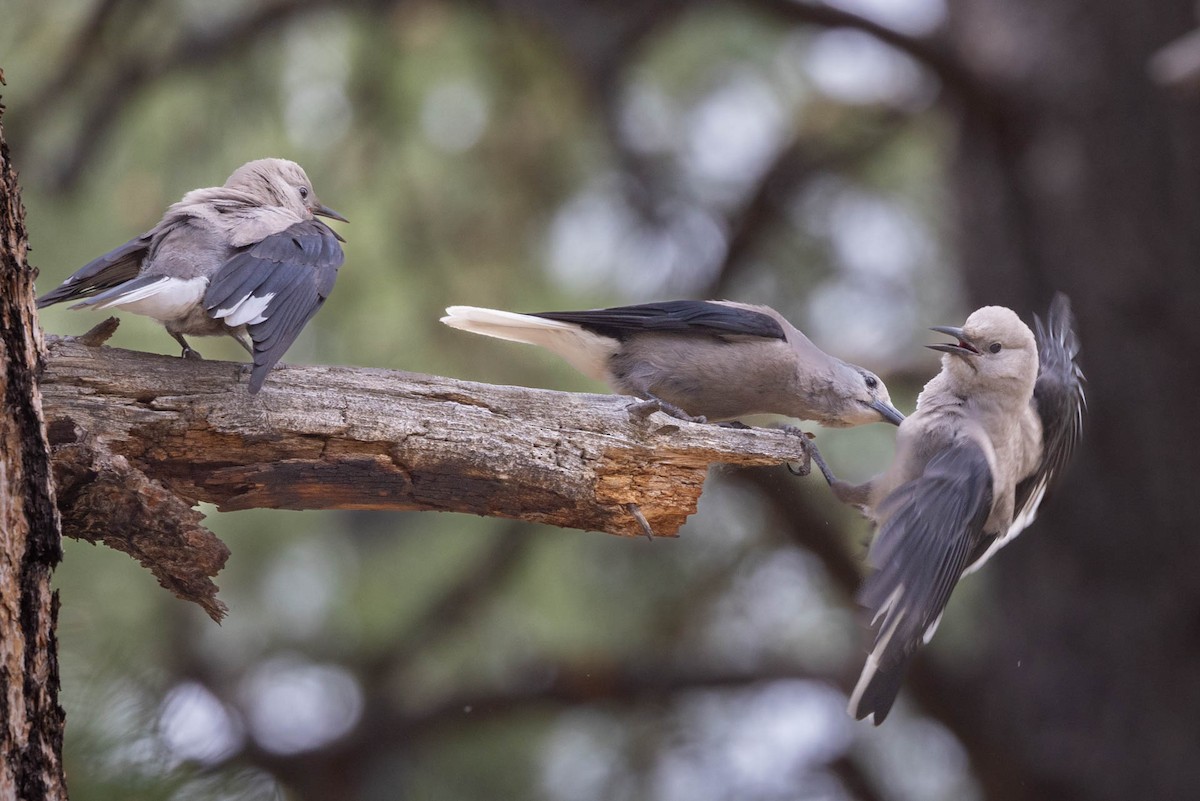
[39,331,813,616]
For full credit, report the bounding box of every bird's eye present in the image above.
[865,375,878,389]
[299,186,310,199]
[989,343,1002,353]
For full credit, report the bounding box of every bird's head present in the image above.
[928,305,1038,393]
[225,158,348,226]
[832,365,906,427]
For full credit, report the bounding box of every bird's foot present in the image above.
[181,347,204,361]
[627,397,707,425]
[779,425,817,476]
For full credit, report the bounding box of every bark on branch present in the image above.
[39,328,813,618]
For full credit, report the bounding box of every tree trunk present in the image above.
[940,2,1200,799]
[0,79,69,801]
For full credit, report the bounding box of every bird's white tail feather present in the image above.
[83,276,208,321]
[441,306,617,382]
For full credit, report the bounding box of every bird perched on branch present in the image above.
[37,158,347,394]
[810,294,1085,724]
[441,300,905,428]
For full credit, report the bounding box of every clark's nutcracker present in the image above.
[37,158,347,394]
[441,300,905,427]
[811,294,1085,724]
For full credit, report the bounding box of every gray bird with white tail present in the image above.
[441,300,905,428]
[811,294,1085,724]
[37,158,347,394]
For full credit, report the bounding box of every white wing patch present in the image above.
[214,292,276,327]
[85,276,208,321]
[441,305,619,382]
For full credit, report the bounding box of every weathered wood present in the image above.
[39,334,812,543]
[50,430,230,621]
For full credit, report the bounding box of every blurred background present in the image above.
[4,0,1199,799]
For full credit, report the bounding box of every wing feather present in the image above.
[205,219,344,394]
[532,300,786,341]
[850,441,994,723]
[1010,293,1086,533]
[37,233,153,308]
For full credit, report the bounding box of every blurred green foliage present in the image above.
[5,1,978,799]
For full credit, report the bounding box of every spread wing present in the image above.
[36,233,153,308]
[205,219,344,394]
[532,300,786,341]
[850,440,994,724]
[1010,292,1086,533]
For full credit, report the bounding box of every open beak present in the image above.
[314,204,349,224]
[927,325,980,358]
[870,398,906,426]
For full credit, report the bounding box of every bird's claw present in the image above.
[780,425,816,476]
[627,397,706,425]
[182,348,204,361]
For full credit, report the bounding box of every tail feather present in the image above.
[37,234,150,309]
[849,643,913,724]
[441,305,617,382]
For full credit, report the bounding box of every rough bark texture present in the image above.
[38,331,813,616]
[937,2,1200,799]
[0,79,69,801]
[50,429,230,622]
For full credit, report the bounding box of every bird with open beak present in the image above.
[37,158,347,394]
[441,300,906,429]
[811,294,1086,723]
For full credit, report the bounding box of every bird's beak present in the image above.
[314,204,349,223]
[870,398,906,426]
[927,325,980,358]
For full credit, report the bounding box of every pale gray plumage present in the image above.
[441,300,905,428]
[812,294,1085,724]
[37,158,347,394]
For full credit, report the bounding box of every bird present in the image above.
[809,294,1085,724]
[36,158,347,394]
[440,300,905,428]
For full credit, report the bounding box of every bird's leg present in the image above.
[626,394,707,425]
[229,330,254,356]
[804,440,874,508]
[805,440,837,485]
[170,331,203,361]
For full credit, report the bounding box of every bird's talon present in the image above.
[627,398,705,425]
[182,348,203,361]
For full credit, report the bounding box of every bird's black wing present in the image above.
[205,219,344,394]
[36,233,152,308]
[532,301,786,341]
[1011,293,1086,526]
[851,441,994,724]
